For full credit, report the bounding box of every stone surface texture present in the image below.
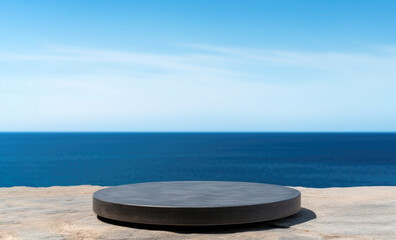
[93,182,301,225]
[0,185,395,240]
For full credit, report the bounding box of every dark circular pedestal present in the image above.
[93,181,301,226]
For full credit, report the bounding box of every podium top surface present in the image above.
[93,181,300,208]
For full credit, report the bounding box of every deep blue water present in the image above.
[0,133,395,187]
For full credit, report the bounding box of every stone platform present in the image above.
[93,181,301,226]
[1,186,396,239]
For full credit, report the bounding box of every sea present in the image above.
[0,133,395,188]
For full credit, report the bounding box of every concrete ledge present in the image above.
[1,186,396,239]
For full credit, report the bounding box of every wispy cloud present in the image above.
[1,44,396,131]
[0,46,236,77]
[2,44,396,81]
[186,44,396,71]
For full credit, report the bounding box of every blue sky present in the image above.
[1,0,396,131]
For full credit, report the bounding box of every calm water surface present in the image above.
[0,133,395,187]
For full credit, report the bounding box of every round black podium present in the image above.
[93,181,301,226]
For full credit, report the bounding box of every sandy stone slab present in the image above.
[0,185,395,239]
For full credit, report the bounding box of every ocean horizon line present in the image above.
[1,131,396,134]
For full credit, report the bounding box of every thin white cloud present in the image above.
[186,43,396,71]
[0,47,236,77]
[2,44,396,74]
[2,44,396,85]
[1,44,396,131]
